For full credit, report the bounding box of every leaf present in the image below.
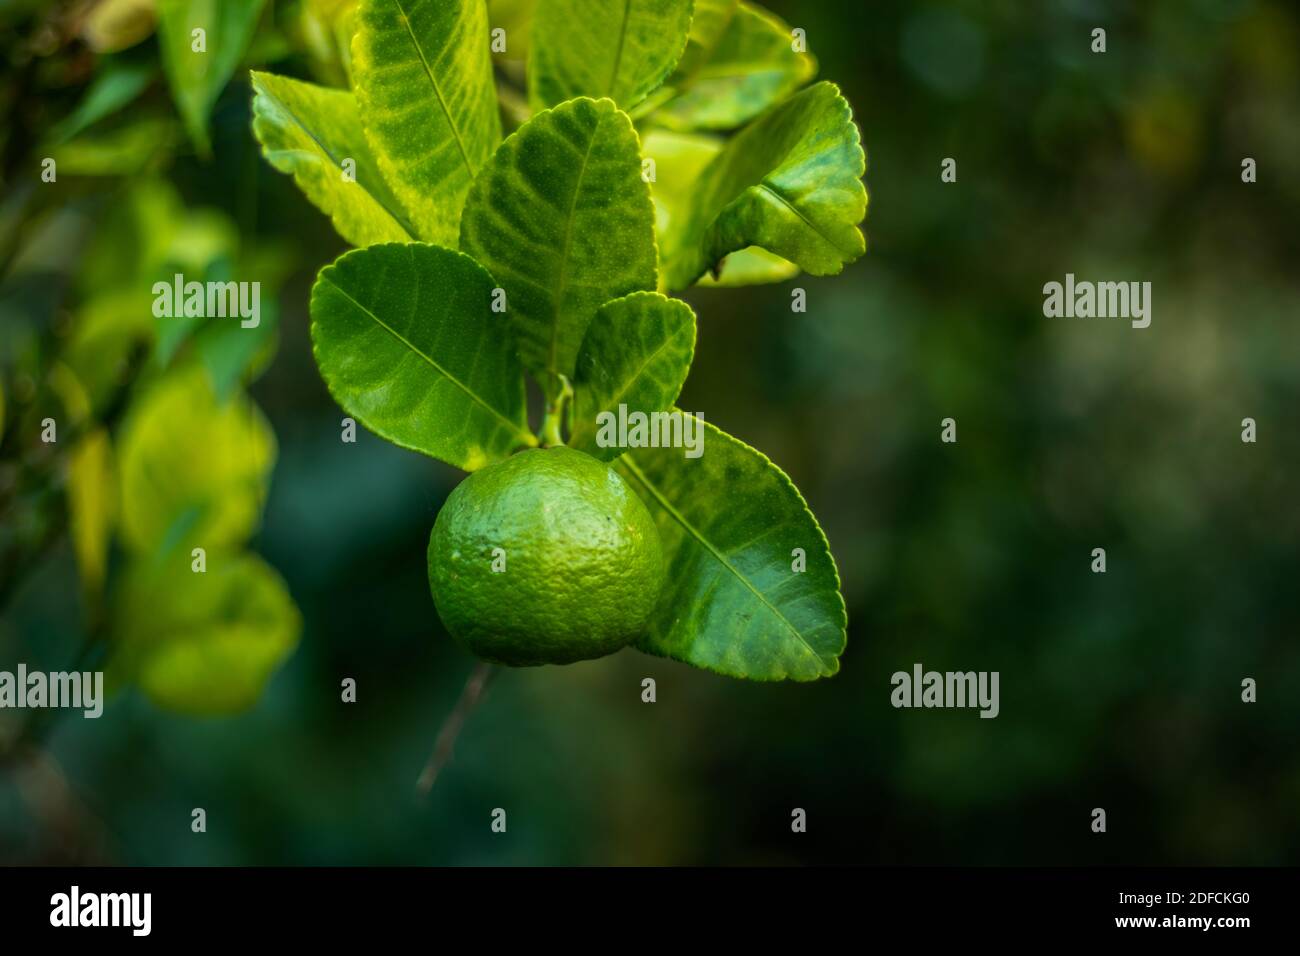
[660,81,866,291]
[459,96,657,400]
[643,128,797,286]
[615,418,846,680]
[50,117,177,177]
[156,0,268,155]
[49,59,156,144]
[118,368,276,555]
[82,0,157,53]
[250,71,413,247]
[570,291,695,459]
[488,0,537,66]
[528,0,695,112]
[309,242,535,471]
[110,552,300,715]
[351,0,502,245]
[68,429,117,604]
[637,0,816,132]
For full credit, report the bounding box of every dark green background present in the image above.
[2,0,1298,864]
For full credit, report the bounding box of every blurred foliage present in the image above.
[1,0,1298,866]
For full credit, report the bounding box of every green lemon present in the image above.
[428,446,665,666]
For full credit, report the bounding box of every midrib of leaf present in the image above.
[619,455,832,674]
[546,127,598,382]
[320,275,530,441]
[602,334,680,416]
[390,0,478,178]
[755,180,847,253]
[258,85,414,239]
[606,0,633,96]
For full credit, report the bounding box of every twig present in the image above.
[416,661,497,795]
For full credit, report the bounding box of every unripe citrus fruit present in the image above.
[427,446,664,666]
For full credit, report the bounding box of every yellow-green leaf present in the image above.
[459,96,658,400]
[111,552,300,715]
[660,81,866,291]
[117,368,276,555]
[639,0,816,132]
[250,71,413,247]
[67,429,117,602]
[528,0,695,112]
[352,0,502,244]
[643,128,797,286]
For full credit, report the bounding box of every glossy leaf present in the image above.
[68,429,117,602]
[615,419,846,680]
[459,96,657,399]
[638,0,816,132]
[118,368,276,555]
[250,71,413,247]
[570,292,696,459]
[309,243,535,471]
[156,0,268,155]
[528,0,695,112]
[660,81,866,291]
[352,0,502,245]
[643,128,797,286]
[111,553,300,715]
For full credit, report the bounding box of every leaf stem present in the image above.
[539,374,573,447]
[415,661,498,795]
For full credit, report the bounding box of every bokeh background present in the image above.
[2,0,1298,865]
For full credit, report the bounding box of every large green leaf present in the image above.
[352,0,502,244]
[528,0,695,112]
[660,81,866,291]
[615,419,846,680]
[309,242,535,471]
[643,128,797,286]
[636,0,816,132]
[118,368,275,555]
[156,0,268,155]
[110,552,300,715]
[570,292,695,459]
[250,71,413,247]
[459,96,658,400]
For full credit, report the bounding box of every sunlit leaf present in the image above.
[637,0,816,132]
[660,81,866,291]
[643,128,797,286]
[528,0,695,112]
[459,96,657,400]
[570,291,695,459]
[352,0,502,244]
[117,368,276,555]
[250,70,413,247]
[616,418,846,680]
[111,552,301,715]
[309,242,535,471]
